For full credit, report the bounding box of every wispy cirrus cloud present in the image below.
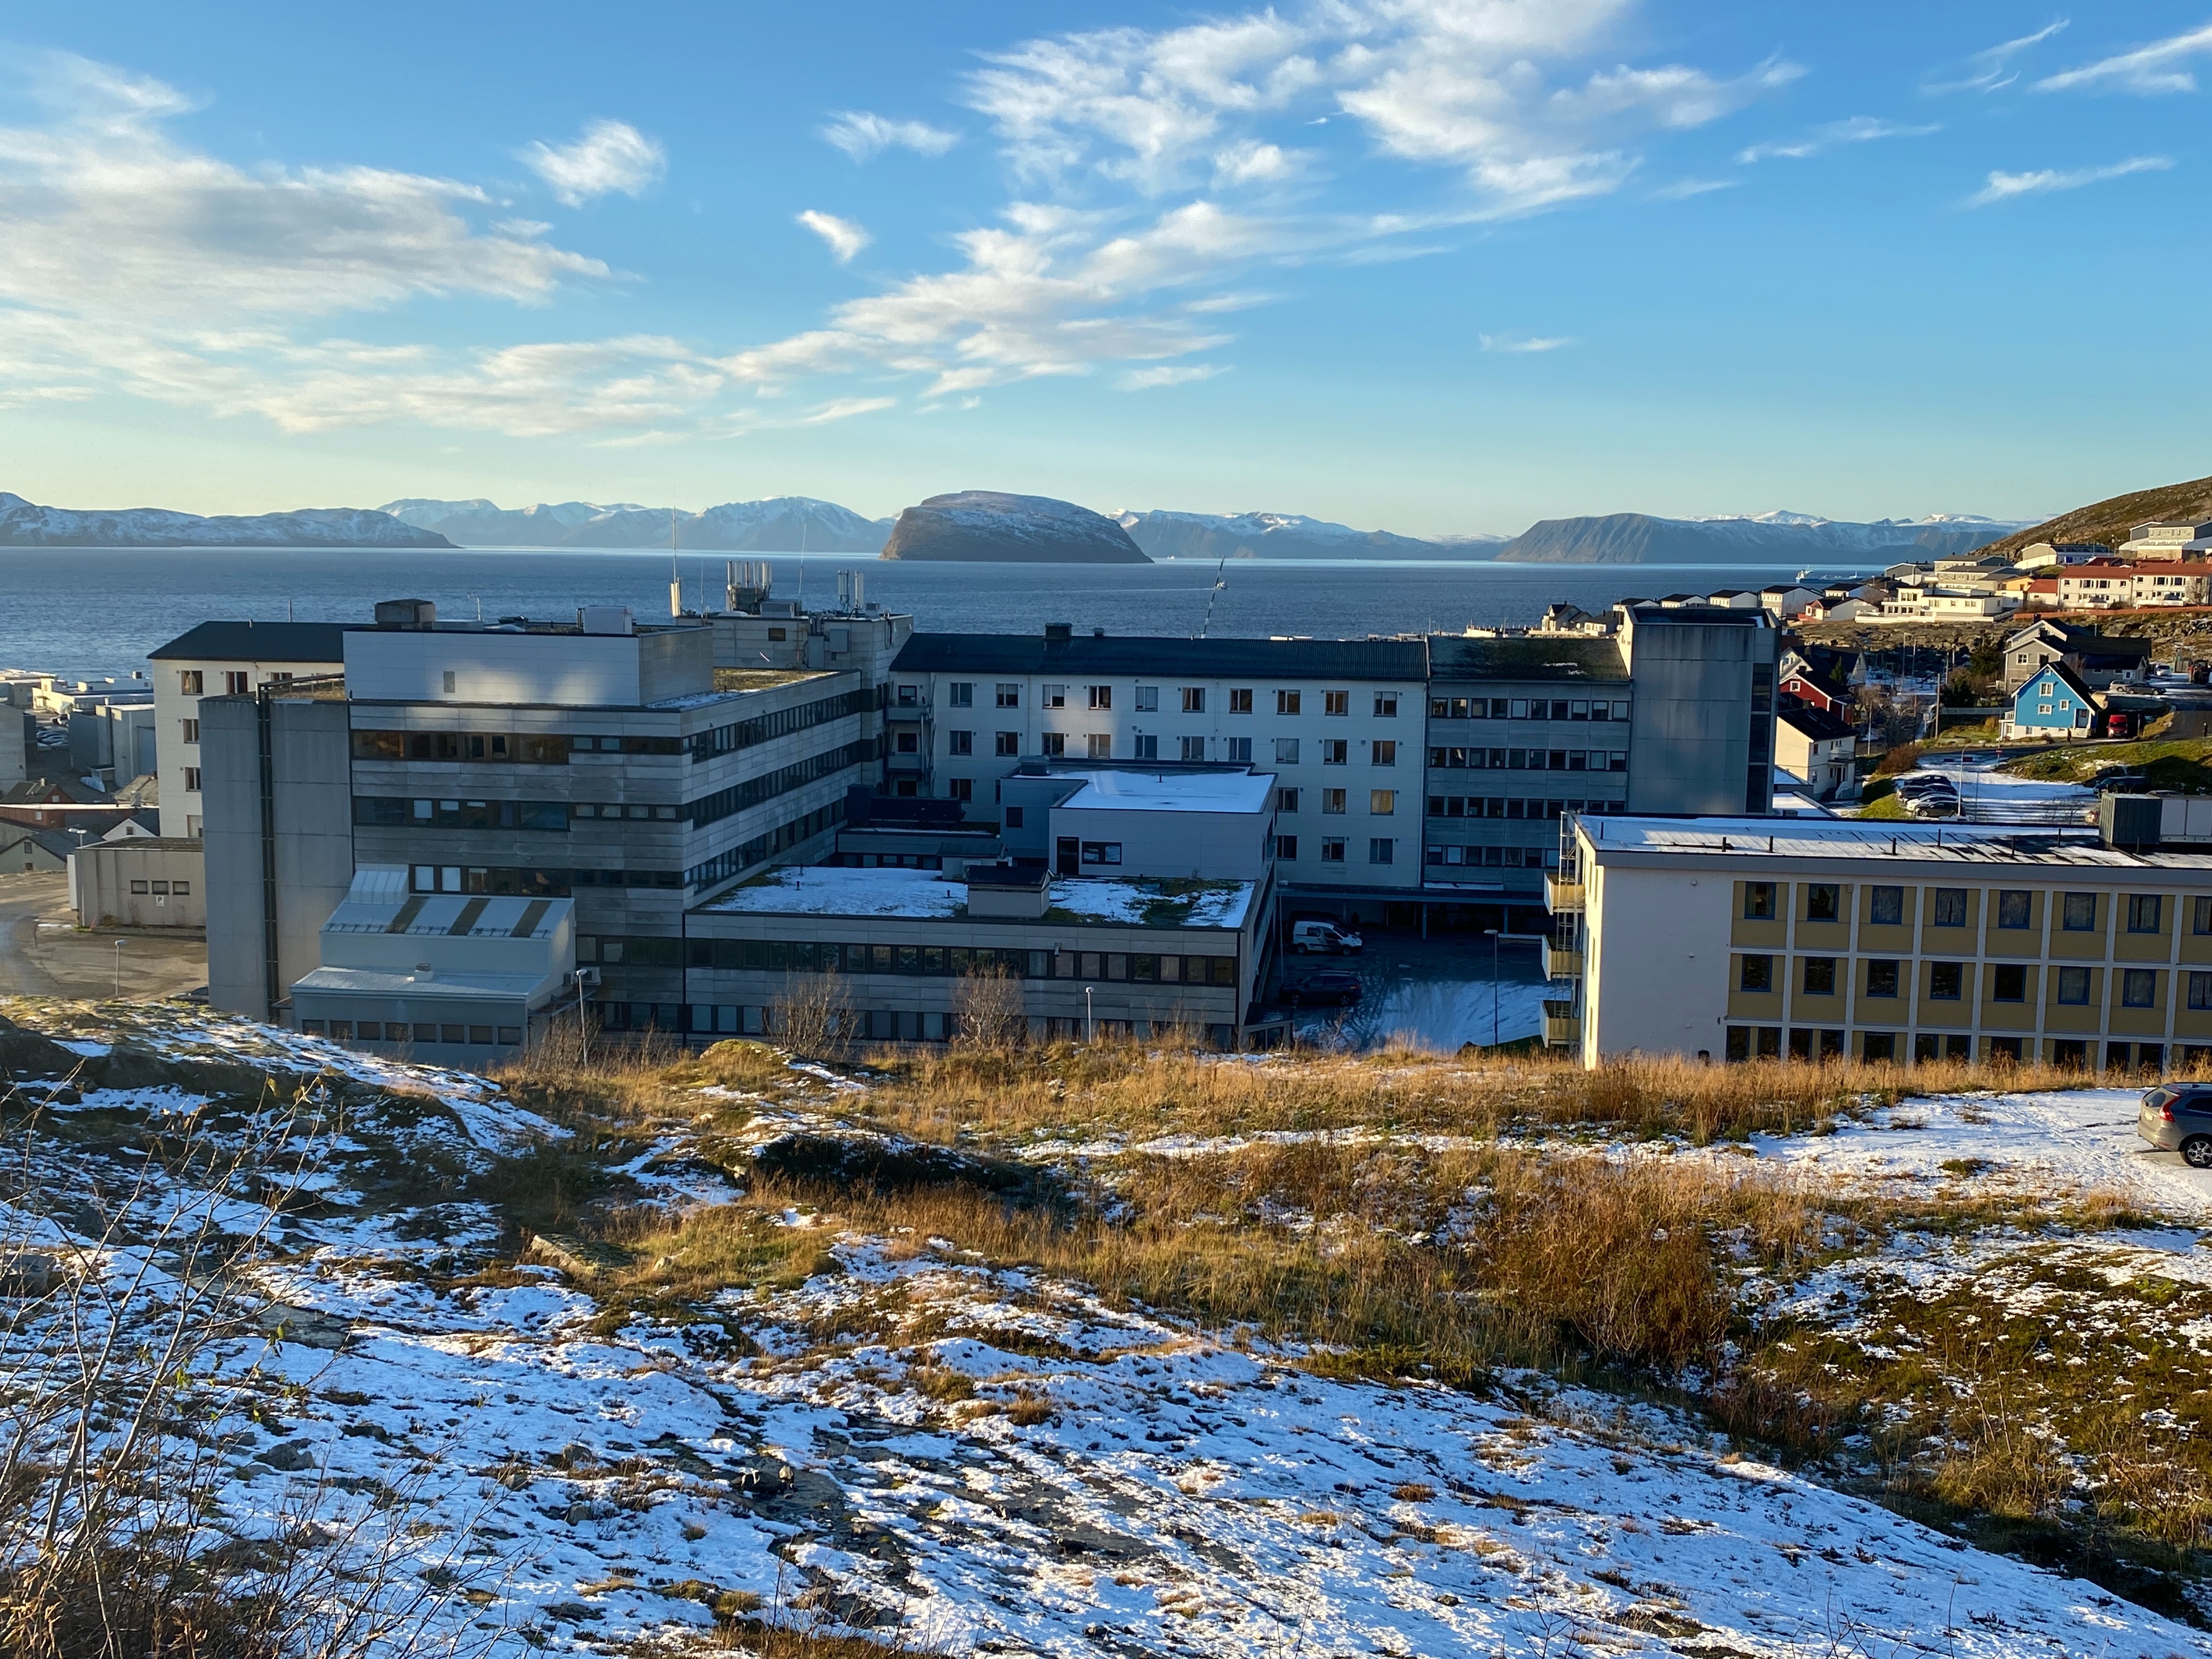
[1649,176,1738,200]
[1924,19,2068,95]
[1479,333,1576,354]
[520,119,665,206]
[795,210,870,264]
[2035,21,2212,94]
[1964,154,2172,206]
[820,110,960,161]
[1118,363,1226,390]
[1738,116,1938,164]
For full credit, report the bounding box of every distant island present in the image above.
[1488,510,2028,566]
[0,492,450,549]
[879,491,1150,563]
[1115,509,1503,561]
[380,495,891,552]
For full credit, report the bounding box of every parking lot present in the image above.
[1278,927,1555,1052]
[0,872,208,1002]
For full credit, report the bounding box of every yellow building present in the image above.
[1545,814,2212,1073]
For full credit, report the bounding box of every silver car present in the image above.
[2138,1086,2212,1169]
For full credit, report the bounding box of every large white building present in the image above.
[148,621,348,838]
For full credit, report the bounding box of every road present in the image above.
[0,872,208,1002]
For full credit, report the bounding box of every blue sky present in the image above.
[0,2,2205,535]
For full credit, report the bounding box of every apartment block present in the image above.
[148,621,348,838]
[1547,810,2212,1073]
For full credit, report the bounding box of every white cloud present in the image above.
[798,395,896,423]
[821,111,961,161]
[1479,333,1575,353]
[1738,116,1939,164]
[1117,363,1226,390]
[2036,22,2212,95]
[797,210,871,264]
[1965,154,2172,206]
[1649,176,1738,200]
[1212,139,1306,185]
[1924,19,2068,94]
[519,119,665,206]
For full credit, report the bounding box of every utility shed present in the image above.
[67,837,206,928]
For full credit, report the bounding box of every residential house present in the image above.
[0,827,72,874]
[2016,542,2112,569]
[2056,560,2140,610]
[148,620,349,839]
[1774,706,1858,801]
[2001,620,2153,695]
[2004,663,2100,740]
[2119,521,2212,559]
[2130,565,2212,607]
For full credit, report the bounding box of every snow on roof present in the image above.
[1056,769,1275,815]
[291,966,551,1001]
[701,864,1255,928]
[1579,814,2211,870]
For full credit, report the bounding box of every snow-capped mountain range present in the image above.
[1114,509,1506,561]
[379,496,894,552]
[1494,510,2036,566]
[0,492,450,549]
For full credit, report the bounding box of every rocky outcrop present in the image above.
[879,492,1150,563]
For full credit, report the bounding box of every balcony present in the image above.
[1544,871,1583,912]
[1543,943,1582,980]
[1542,998,1581,1048]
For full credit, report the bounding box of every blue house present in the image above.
[2005,662,2098,739]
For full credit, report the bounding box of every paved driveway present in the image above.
[0,872,208,1001]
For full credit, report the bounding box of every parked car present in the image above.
[2092,771,2149,794]
[1284,970,1363,1007]
[1290,919,1363,955]
[2138,1085,2212,1169]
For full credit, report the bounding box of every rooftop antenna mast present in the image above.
[1198,547,1229,639]
[668,507,682,618]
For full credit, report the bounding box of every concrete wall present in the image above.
[201,696,354,1019]
[1582,861,1733,1063]
[1048,802,1272,880]
[0,712,25,788]
[343,627,713,707]
[1621,614,1775,816]
[639,627,716,704]
[67,839,206,929]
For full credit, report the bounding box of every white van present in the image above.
[1290,920,1363,955]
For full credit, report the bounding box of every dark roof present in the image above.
[2005,619,2151,657]
[2020,662,2099,706]
[1626,604,1770,627]
[1427,635,1627,683]
[1778,706,1855,742]
[148,621,354,663]
[890,632,1429,680]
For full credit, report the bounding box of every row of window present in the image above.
[408,864,681,895]
[302,1019,522,1046]
[1746,882,2205,935]
[599,1001,1240,1048]
[1726,1027,2207,1070]
[1428,796,1624,821]
[684,800,846,891]
[1274,836,1398,865]
[1740,952,2212,1008]
[923,732,1401,766]
[1429,697,1630,722]
[927,684,1401,718]
[1427,844,1556,869]
[577,933,1242,984]
[178,670,266,696]
[126,878,190,895]
[1427,748,1629,773]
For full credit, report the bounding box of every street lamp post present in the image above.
[112,937,128,1001]
[1085,985,1094,1045]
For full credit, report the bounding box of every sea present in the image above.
[0,548,1885,684]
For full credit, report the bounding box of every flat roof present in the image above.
[1056,769,1275,815]
[149,621,352,663]
[699,864,1255,928]
[891,632,1427,681]
[1578,814,2212,872]
[291,966,547,1001]
[1427,636,1628,683]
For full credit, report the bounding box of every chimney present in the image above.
[374,599,436,628]
[1044,622,1073,642]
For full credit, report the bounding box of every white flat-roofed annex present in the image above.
[1054,769,1276,816]
[1576,814,2212,873]
[700,864,1256,929]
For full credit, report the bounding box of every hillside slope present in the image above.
[1494,511,2019,565]
[1976,473,2212,562]
[0,492,452,549]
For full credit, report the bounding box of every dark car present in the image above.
[1284,970,1363,1008]
[2138,1085,2212,1169]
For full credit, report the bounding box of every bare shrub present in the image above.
[951,966,1025,1052]
[770,974,854,1061]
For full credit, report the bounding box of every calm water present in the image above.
[0,548,1880,682]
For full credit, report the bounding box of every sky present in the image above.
[0,1,2207,537]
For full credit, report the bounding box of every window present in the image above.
[1805,884,1840,922]
[183,766,201,792]
[2123,968,2157,1008]
[172,881,189,896]
[1369,789,1396,815]
[1368,837,1395,865]
[1276,787,1299,812]
[1743,882,1776,920]
[2195,896,2212,935]
[1324,690,1350,716]
[1134,685,1159,712]
[1321,740,1348,765]
[949,730,973,755]
[1179,735,1206,762]
[1087,733,1112,760]
[2061,892,2096,931]
[1230,688,1253,713]
[1322,789,1347,815]
[1080,840,1123,866]
[1005,806,1024,829]
[1042,684,1066,708]
[1274,738,1301,764]
[129,879,149,894]
[1373,740,1397,766]
[1227,737,1252,762]
[1997,890,2032,929]
[1865,959,1899,998]
[1802,957,1836,995]
[1931,888,1967,927]
[1175,686,1204,714]
[1041,733,1066,758]
[949,681,974,708]
[179,670,203,695]
[1321,837,1347,862]
[896,684,919,707]
[949,777,973,803]
[1740,955,1773,992]
[1277,834,1298,860]
[1133,735,1159,760]
[996,731,1020,757]
[2127,894,2164,934]
[996,682,1021,708]
[1276,690,1302,716]
[2056,965,2091,1005]
[1373,693,1398,718]
[1088,685,1113,711]
[1991,963,2027,1002]
[1928,962,1964,1000]
[1868,885,1904,926]
[895,731,920,754]
[2190,972,2212,1010]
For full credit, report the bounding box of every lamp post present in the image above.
[1085,985,1094,1045]
[573,966,599,1065]
[112,937,128,1001]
